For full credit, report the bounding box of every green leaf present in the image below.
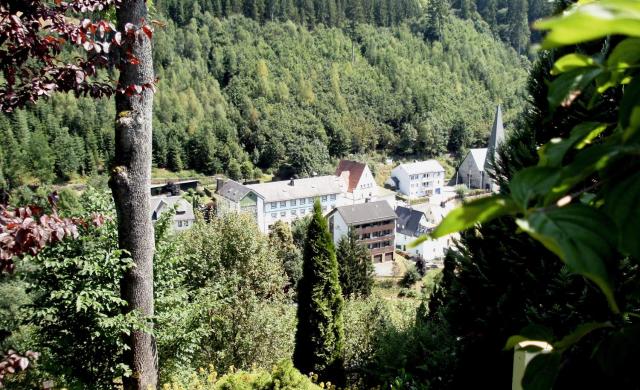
[504,335,531,351]
[548,68,602,109]
[554,322,612,350]
[551,53,598,75]
[510,167,559,209]
[522,352,562,390]
[620,76,640,141]
[544,143,621,205]
[538,122,608,168]
[516,205,619,313]
[608,38,640,70]
[427,195,518,239]
[604,170,640,259]
[535,1,640,49]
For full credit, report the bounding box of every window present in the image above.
[321,196,328,202]
[280,211,286,217]
[291,199,297,206]
[280,201,286,207]
[301,209,306,215]
[330,194,336,200]
[178,220,183,227]
[271,203,276,209]
[271,213,277,218]
[300,198,306,205]
[308,198,314,204]
[291,209,297,216]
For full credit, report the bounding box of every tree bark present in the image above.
[109,0,157,389]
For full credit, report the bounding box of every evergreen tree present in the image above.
[294,200,345,384]
[424,0,449,41]
[336,230,374,299]
[505,0,530,54]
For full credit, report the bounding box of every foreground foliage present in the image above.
[425,1,640,388]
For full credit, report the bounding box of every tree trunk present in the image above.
[109,0,157,389]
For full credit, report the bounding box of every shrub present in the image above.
[162,360,323,390]
[399,268,420,288]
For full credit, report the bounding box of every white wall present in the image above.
[396,233,449,261]
[457,155,484,189]
[259,192,341,233]
[329,212,349,246]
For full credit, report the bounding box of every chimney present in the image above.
[289,178,295,186]
[216,178,224,194]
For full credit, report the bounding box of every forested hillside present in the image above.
[0,1,529,188]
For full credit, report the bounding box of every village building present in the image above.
[215,160,396,234]
[395,206,451,261]
[336,159,396,208]
[150,179,200,196]
[214,175,347,233]
[388,160,446,199]
[327,201,397,263]
[456,105,505,191]
[150,195,196,231]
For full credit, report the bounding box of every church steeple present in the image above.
[484,104,505,172]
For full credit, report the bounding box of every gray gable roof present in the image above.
[218,180,252,202]
[331,201,396,225]
[395,206,429,237]
[151,196,195,221]
[485,105,505,171]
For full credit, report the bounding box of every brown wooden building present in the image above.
[327,201,397,263]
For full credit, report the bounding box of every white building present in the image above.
[150,195,196,231]
[215,160,397,234]
[336,159,397,208]
[456,105,505,191]
[395,205,451,261]
[215,175,347,233]
[389,160,445,199]
[247,176,347,232]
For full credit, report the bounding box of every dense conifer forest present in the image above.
[0,0,536,187]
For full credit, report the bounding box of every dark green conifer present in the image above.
[294,200,345,384]
[336,229,374,299]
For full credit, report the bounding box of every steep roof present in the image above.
[330,201,396,225]
[484,105,505,171]
[218,180,252,202]
[335,160,367,192]
[396,160,445,176]
[247,175,346,203]
[150,196,195,221]
[469,148,488,172]
[395,206,429,237]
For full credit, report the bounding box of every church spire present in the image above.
[484,104,505,172]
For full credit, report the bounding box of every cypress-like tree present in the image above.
[336,229,374,299]
[294,200,345,384]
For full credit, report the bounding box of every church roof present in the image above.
[484,105,505,171]
[468,148,488,172]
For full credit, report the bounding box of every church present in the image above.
[455,105,505,192]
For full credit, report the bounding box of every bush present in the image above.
[399,268,420,288]
[397,288,418,299]
[162,360,323,390]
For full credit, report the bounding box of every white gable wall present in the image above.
[457,153,485,189]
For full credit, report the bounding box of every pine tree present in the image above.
[336,229,374,299]
[505,0,530,54]
[424,0,449,41]
[294,200,345,384]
